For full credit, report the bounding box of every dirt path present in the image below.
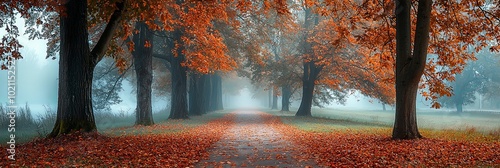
[196,110,317,168]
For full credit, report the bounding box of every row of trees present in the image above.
[1,0,499,139]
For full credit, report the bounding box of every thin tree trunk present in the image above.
[268,89,272,108]
[382,103,386,111]
[50,0,124,137]
[281,85,291,111]
[455,100,463,113]
[169,29,189,119]
[272,87,278,110]
[133,21,154,126]
[392,0,432,140]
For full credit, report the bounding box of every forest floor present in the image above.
[1,110,499,167]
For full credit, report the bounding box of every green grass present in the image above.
[265,108,500,142]
[102,110,232,136]
[0,109,233,144]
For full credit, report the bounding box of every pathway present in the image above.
[196,110,317,168]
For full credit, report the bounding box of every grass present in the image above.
[265,109,500,142]
[102,110,233,136]
[0,103,233,144]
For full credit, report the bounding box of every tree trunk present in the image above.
[210,73,223,111]
[189,73,205,116]
[296,75,315,116]
[272,87,278,110]
[392,0,432,140]
[281,85,291,111]
[202,74,211,113]
[50,0,124,137]
[455,100,463,113]
[51,0,96,136]
[382,103,387,111]
[268,89,272,108]
[295,7,320,117]
[169,29,189,119]
[133,22,154,126]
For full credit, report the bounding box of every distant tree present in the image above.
[440,50,500,112]
[92,58,124,113]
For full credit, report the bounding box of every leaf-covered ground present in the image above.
[271,114,500,167]
[197,110,317,167]
[2,110,499,167]
[1,113,235,167]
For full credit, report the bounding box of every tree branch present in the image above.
[152,53,172,63]
[91,1,126,64]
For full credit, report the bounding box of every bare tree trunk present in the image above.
[392,0,432,140]
[211,73,223,111]
[189,73,206,115]
[169,29,189,119]
[272,87,278,109]
[50,0,124,137]
[133,21,154,126]
[281,85,291,111]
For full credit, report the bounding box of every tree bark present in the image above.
[189,73,205,115]
[202,74,212,113]
[133,22,154,126]
[296,64,316,116]
[281,85,291,111]
[210,73,224,111]
[295,6,320,117]
[50,0,124,137]
[268,89,272,108]
[392,0,432,140]
[272,87,278,110]
[168,29,189,119]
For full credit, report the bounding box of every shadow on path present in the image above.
[196,110,317,168]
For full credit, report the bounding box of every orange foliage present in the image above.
[354,0,500,107]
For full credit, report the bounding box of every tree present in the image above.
[293,0,396,116]
[1,0,175,136]
[92,58,124,113]
[357,0,499,139]
[132,21,154,125]
[49,0,126,137]
[440,50,500,112]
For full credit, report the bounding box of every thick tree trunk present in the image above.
[169,29,189,119]
[133,22,154,126]
[50,0,124,137]
[392,0,431,140]
[272,87,278,110]
[281,85,291,111]
[189,74,205,116]
[50,0,96,137]
[296,77,315,116]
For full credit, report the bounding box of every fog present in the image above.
[1,16,498,133]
